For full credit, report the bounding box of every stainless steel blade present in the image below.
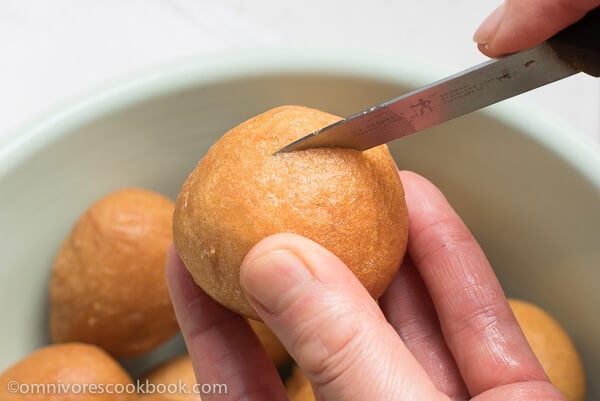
[276,42,579,153]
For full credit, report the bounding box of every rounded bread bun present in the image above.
[50,188,179,357]
[0,343,134,401]
[509,299,586,401]
[173,105,408,319]
[140,354,199,401]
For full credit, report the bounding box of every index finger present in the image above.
[398,171,548,396]
[474,0,599,57]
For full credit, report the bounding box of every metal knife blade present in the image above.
[275,7,599,154]
[276,43,577,153]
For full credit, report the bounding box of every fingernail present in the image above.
[473,3,505,45]
[241,249,313,315]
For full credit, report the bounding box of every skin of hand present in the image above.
[473,0,600,57]
[165,170,567,401]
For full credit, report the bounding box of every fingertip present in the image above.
[398,170,449,211]
[473,0,595,57]
[240,237,315,317]
[473,2,505,49]
[240,233,303,280]
[476,42,497,57]
[240,233,345,286]
[398,169,430,185]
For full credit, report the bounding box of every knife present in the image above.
[276,7,599,154]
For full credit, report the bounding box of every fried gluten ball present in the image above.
[49,188,179,357]
[509,299,587,401]
[140,355,199,401]
[0,343,134,401]
[173,105,408,320]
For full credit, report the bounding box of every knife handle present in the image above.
[546,7,600,77]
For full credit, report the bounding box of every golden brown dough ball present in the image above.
[509,299,586,401]
[50,188,179,357]
[140,355,199,401]
[248,319,290,367]
[173,105,408,319]
[0,343,134,401]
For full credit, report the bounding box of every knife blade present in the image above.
[276,7,599,154]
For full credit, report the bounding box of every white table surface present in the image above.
[1,0,599,151]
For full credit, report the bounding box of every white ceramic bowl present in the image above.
[0,50,598,398]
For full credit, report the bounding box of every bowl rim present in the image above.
[1,48,599,189]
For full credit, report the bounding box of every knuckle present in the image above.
[447,300,513,345]
[291,302,373,387]
[410,217,476,267]
[451,302,499,337]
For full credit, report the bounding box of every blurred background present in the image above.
[1,0,598,149]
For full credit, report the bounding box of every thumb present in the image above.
[239,233,442,401]
[473,0,598,57]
